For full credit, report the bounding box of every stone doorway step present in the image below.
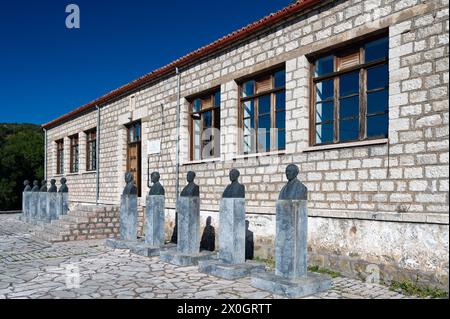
[32,205,120,243]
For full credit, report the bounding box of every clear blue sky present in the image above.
[0,0,293,125]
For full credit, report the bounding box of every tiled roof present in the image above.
[42,0,321,129]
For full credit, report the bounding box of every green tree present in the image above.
[0,124,44,210]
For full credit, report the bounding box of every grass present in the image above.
[308,265,341,278]
[389,280,448,299]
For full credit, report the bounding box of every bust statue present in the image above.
[180,171,199,197]
[59,178,68,193]
[48,179,57,192]
[23,180,32,192]
[148,171,165,196]
[31,180,40,192]
[278,164,307,200]
[222,169,245,198]
[123,172,138,195]
[39,180,48,192]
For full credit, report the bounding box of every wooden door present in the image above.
[126,122,142,197]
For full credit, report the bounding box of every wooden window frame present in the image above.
[56,139,64,175]
[188,89,221,161]
[309,35,389,146]
[69,134,79,173]
[86,129,97,172]
[238,67,286,155]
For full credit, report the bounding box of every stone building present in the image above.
[42,0,449,289]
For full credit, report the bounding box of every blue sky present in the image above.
[0,0,292,125]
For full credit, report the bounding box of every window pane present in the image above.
[367,89,388,114]
[258,114,271,130]
[242,81,255,97]
[276,92,285,110]
[135,124,141,141]
[367,64,388,90]
[243,117,254,132]
[316,101,334,123]
[277,130,286,150]
[339,71,359,97]
[315,55,334,77]
[316,123,334,144]
[214,91,221,107]
[193,119,201,160]
[243,100,254,119]
[316,80,334,102]
[339,119,359,141]
[276,111,285,129]
[365,37,388,63]
[203,111,212,128]
[339,96,359,119]
[192,99,201,112]
[258,131,270,152]
[243,134,253,154]
[259,95,271,114]
[367,114,388,138]
[274,70,285,88]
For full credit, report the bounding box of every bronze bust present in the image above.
[23,180,32,192]
[222,169,245,198]
[123,172,138,195]
[31,180,40,192]
[48,179,57,192]
[278,164,307,200]
[39,180,47,192]
[59,178,68,193]
[149,171,165,196]
[180,171,199,197]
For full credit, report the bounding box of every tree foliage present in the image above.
[0,123,44,210]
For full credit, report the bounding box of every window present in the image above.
[126,121,142,197]
[86,129,97,171]
[69,134,79,173]
[239,68,286,154]
[189,90,221,161]
[311,36,389,145]
[56,139,64,175]
[127,121,141,143]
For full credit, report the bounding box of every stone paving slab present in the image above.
[0,214,414,299]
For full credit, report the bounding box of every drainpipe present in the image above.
[43,128,47,180]
[175,67,181,204]
[96,105,101,206]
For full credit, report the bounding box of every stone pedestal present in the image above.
[160,197,214,266]
[56,193,69,218]
[145,195,165,246]
[22,192,31,222]
[251,200,331,298]
[198,198,265,279]
[120,194,138,241]
[46,193,59,222]
[30,192,39,221]
[38,192,48,222]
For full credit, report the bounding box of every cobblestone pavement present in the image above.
[0,214,412,299]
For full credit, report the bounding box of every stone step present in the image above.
[66,210,98,218]
[33,231,64,243]
[42,224,71,236]
[58,215,90,224]
[72,204,108,213]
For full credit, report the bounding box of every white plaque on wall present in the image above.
[147,139,161,155]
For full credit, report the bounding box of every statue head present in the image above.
[229,169,240,182]
[206,216,212,227]
[125,172,134,184]
[285,164,299,181]
[50,179,56,186]
[151,172,160,184]
[186,171,196,183]
[24,180,30,187]
[245,220,250,230]
[60,177,67,185]
[33,180,39,187]
[41,180,47,186]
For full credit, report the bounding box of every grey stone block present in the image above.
[130,242,175,257]
[251,272,332,298]
[105,238,138,250]
[38,193,48,222]
[219,198,246,264]
[198,259,265,280]
[177,196,200,255]
[275,200,308,279]
[160,248,215,266]
[145,195,165,247]
[56,193,69,217]
[30,192,39,221]
[120,194,138,241]
[22,192,31,222]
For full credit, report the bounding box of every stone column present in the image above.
[275,199,308,278]
[145,195,165,246]
[177,196,200,254]
[120,194,138,241]
[219,198,245,264]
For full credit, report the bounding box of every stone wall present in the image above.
[46,0,449,288]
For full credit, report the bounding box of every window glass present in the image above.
[274,70,285,88]
[367,90,388,114]
[367,64,388,90]
[339,96,359,119]
[339,71,359,97]
[367,114,388,138]
[315,55,334,76]
[259,95,271,114]
[275,92,285,110]
[316,101,334,123]
[214,91,221,107]
[242,81,255,97]
[365,37,388,62]
[243,100,254,121]
[316,123,334,144]
[316,80,334,102]
[339,119,359,141]
[277,130,286,150]
[276,112,285,130]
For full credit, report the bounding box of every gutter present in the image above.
[41,0,321,130]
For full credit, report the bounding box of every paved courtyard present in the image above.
[0,214,413,299]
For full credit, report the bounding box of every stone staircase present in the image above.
[32,204,120,243]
